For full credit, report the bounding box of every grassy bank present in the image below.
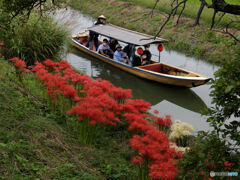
[0,58,136,179]
[118,0,240,29]
[60,0,239,64]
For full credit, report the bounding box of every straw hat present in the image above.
[98,15,106,20]
[116,44,122,49]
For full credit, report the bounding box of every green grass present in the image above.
[0,58,136,179]
[118,0,240,29]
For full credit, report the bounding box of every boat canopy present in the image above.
[87,24,168,46]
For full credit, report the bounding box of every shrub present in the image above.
[207,46,240,147]
[177,131,239,180]
[1,15,68,65]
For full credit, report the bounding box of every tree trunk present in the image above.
[212,0,240,15]
[194,1,206,26]
[211,10,217,29]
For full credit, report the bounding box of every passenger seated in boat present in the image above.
[86,15,106,50]
[123,44,131,58]
[123,45,141,66]
[109,38,118,52]
[97,39,114,58]
[132,56,142,66]
[141,44,152,65]
[114,44,129,64]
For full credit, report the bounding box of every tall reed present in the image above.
[1,14,68,65]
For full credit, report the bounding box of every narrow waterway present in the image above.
[54,8,218,132]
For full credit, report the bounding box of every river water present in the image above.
[54,8,218,132]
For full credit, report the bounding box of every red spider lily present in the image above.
[59,60,72,69]
[128,118,150,132]
[19,58,180,179]
[123,99,151,113]
[111,87,132,100]
[224,161,232,170]
[153,109,159,114]
[132,155,143,164]
[9,57,21,63]
[68,94,120,125]
[149,159,178,180]
[32,62,46,72]
[165,115,172,128]
[72,74,92,85]
[43,59,57,67]
[130,130,180,179]
[62,84,77,98]
[9,57,30,72]
[154,115,172,129]
[154,117,165,127]
[208,178,214,180]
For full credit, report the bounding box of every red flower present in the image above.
[9,57,29,72]
[28,58,180,180]
[132,156,143,164]
[9,57,20,63]
[59,60,71,69]
[43,59,57,67]
[224,161,232,170]
[153,109,159,114]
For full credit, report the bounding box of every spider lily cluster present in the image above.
[9,57,182,180]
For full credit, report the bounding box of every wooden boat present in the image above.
[72,24,211,87]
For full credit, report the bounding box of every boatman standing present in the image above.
[86,15,106,50]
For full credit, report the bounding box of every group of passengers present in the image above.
[85,14,152,66]
[97,38,151,66]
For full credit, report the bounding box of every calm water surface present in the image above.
[54,8,218,132]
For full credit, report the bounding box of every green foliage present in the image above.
[0,0,61,21]
[207,46,240,146]
[151,16,161,22]
[98,163,132,179]
[0,0,68,65]
[177,131,240,180]
[54,163,86,179]
[1,15,68,65]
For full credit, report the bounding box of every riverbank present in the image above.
[0,58,136,179]
[60,0,239,64]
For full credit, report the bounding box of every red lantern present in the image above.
[158,44,164,52]
[137,47,143,55]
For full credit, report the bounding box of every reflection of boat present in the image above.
[70,48,207,114]
[72,24,211,87]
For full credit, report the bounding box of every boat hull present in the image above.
[72,39,210,88]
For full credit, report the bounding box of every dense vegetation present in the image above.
[0,0,68,65]
[176,42,240,179]
[1,16,68,65]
